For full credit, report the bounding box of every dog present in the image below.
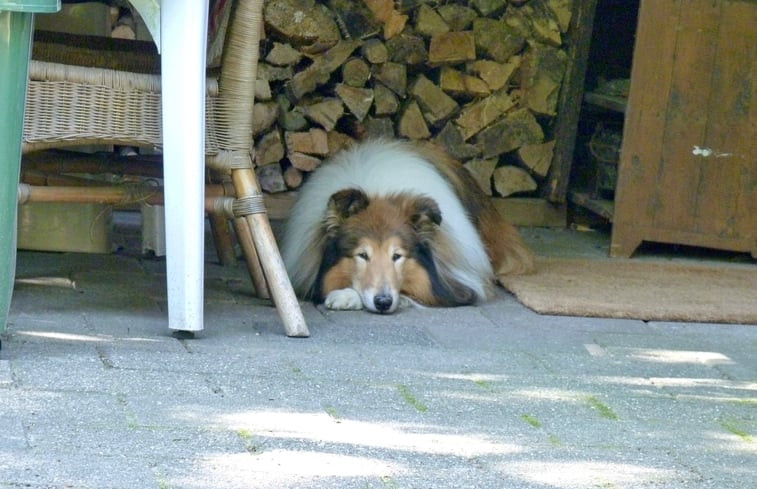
[281,139,535,313]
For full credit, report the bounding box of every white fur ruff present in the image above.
[281,140,495,301]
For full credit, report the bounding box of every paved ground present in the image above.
[1,217,755,488]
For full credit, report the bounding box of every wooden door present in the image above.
[610,0,756,258]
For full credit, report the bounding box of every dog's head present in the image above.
[318,188,442,313]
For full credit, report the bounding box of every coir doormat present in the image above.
[499,257,757,324]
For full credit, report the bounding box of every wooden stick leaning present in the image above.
[217,0,309,337]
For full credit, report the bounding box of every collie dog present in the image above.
[281,139,535,313]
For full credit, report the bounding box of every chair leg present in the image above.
[161,0,208,333]
[231,167,309,337]
[233,216,270,299]
[208,205,238,266]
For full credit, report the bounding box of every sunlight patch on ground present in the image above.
[219,410,522,457]
[432,389,503,404]
[707,430,756,451]
[595,376,757,396]
[508,388,589,403]
[414,371,510,383]
[621,348,734,365]
[648,378,757,392]
[16,330,108,343]
[500,460,678,488]
[593,376,655,387]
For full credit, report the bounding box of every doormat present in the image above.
[499,257,757,324]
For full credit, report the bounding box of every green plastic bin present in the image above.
[0,0,61,339]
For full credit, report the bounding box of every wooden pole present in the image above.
[231,169,309,337]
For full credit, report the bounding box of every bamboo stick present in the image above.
[234,216,271,299]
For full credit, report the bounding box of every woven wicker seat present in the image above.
[20,0,309,337]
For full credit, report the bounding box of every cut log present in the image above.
[364,0,410,39]
[492,165,538,197]
[410,74,459,126]
[330,0,380,39]
[255,130,285,166]
[286,40,361,101]
[342,58,371,88]
[547,0,573,33]
[464,158,497,195]
[363,0,393,21]
[386,32,428,65]
[277,95,309,130]
[415,4,450,37]
[255,79,273,101]
[283,165,303,189]
[398,100,431,140]
[361,38,389,64]
[517,140,556,177]
[326,130,356,156]
[491,197,566,227]
[265,42,302,66]
[428,31,477,66]
[285,128,329,156]
[475,107,545,158]
[467,57,520,91]
[395,0,426,11]
[373,62,407,97]
[264,0,340,53]
[434,122,480,159]
[383,9,409,39]
[256,162,287,193]
[288,151,322,172]
[439,67,491,98]
[473,18,525,63]
[257,62,293,82]
[252,102,279,136]
[373,82,400,116]
[302,98,344,131]
[507,0,563,47]
[335,84,374,122]
[470,0,508,17]
[437,4,477,31]
[363,116,396,139]
[520,42,569,116]
[454,89,515,140]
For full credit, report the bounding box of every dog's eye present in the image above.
[356,252,369,261]
[392,253,403,262]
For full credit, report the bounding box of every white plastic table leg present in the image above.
[160,0,208,332]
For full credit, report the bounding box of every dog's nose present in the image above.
[374,294,393,313]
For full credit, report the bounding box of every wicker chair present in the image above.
[19,0,309,337]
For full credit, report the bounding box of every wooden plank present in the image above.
[544,0,597,202]
[569,191,614,221]
[491,197,566,228]
[612,0,757,258]
[610,0,680,257]
[583,91,626,113]
[695,1,756,245]
[653,0,721,233]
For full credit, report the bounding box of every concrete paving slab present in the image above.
[2,223,755,488]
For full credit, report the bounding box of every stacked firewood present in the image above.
[252,0,572,199]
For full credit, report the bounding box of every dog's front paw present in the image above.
[398,295,425,309]
[324,288,364,310]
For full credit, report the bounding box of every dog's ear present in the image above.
[324,188,369,235]
[409,196,442,237]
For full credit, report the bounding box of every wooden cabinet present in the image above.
[610,0,756,258]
